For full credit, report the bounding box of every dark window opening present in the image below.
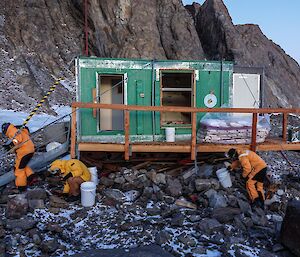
[161,72,193,125]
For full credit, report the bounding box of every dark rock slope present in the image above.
[0,0,299,112]
[187,0,300,107]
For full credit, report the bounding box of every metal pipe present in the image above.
[220,59,224,104]
[84,0,88,56]
[151,60,156,141]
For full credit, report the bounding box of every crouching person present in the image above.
[227,148,269,208]
[49,159,91,202]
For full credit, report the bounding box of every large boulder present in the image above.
[280,200,300,256]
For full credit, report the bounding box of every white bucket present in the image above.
[80,182,96,207]
[88,167,99,185]
[216,168,232,188]
[46,142,62,152]
[165,127,175,142]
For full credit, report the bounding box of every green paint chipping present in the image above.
[76,57,233,143]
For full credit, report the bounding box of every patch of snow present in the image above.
[0,106,71,132]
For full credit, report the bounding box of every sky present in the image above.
[182,0,300,64]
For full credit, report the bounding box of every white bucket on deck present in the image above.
[165,127,175,142]
[216,168,232,188]
[88,167,99,185]
[80,182,96,207]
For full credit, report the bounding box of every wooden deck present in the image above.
[71,103,300,160]
[78,138,300,155]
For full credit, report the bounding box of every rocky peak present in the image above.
[190,0,300,107]
[0,0,299,111]
[86,0,205,59]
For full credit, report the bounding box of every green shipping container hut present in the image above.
[75,57,233,143]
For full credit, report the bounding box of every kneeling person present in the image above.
[49,159,91,201]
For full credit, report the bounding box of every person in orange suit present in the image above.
[2,123,36,191]
[227,148,269,208]
[48,159,91,201]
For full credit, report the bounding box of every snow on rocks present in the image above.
[1,158,299,257]
[0,114,299,256]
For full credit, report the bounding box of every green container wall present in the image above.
[77,57,233,139]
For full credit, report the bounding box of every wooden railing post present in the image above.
[71,106,77,158]
[124,110,130,160]
[191,112,197,160]
[251,113,258,151]
[282,113,288,142]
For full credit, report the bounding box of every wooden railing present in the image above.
[71,102,300,160]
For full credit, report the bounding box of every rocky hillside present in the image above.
[187,0,300,107]
[0,0,299,112]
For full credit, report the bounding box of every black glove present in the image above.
[3,141,14,151]
[63,172,73,181]
[15,125,30,133]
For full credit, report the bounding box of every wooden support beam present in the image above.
[251,113,258,152]
[124,110,130,160]
[72,102,300,114]
[71,107,77,158]
[78,143,125,152]
[191,112,197,160]
[282,113,288,142]
[92,88,97,118]
[77,139,300,153]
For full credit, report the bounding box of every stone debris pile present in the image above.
[0,156,299,257]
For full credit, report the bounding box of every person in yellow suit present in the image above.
[49,159,91,201]
[2,123,36,191]
[227,148,269,208]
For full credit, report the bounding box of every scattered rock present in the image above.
[40,238,59,254]
[166,178,182,197]
[103,189,126,203]
[6,218,36,230]
[198,218,223,234]
[206,190,228,209]
[155,173,166,185]
[28,199,45,210]
[32,234,42,245]
[0,227,5,238]
[195,178,219,191]
[146,206,161,216]
[192,246,207,255]
[280,200,300,257]
[26,188,47,200]
[178,233,196,247]
[170,213,185,227]
[187,215,201,223]
[49,195,68,208]
[175,198,197,209]
[46,223,63,234]
[212,207,241,223]
[100,177,114,187]
[114,176,125,184]
[124,190,140,202]
[155,230,171,245]
[237,199,252,214]
[6,194,28,218]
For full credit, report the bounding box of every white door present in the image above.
[233,73,260,111]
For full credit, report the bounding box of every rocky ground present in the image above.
[0,114,299,257]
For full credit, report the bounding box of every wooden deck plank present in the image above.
[124,110,130,160]
[251,113,258,151]
[72,102,300,114]
[78,138,300,155]
[71,107,77,158]
[191,113,197,160]
[282,113,288,142]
